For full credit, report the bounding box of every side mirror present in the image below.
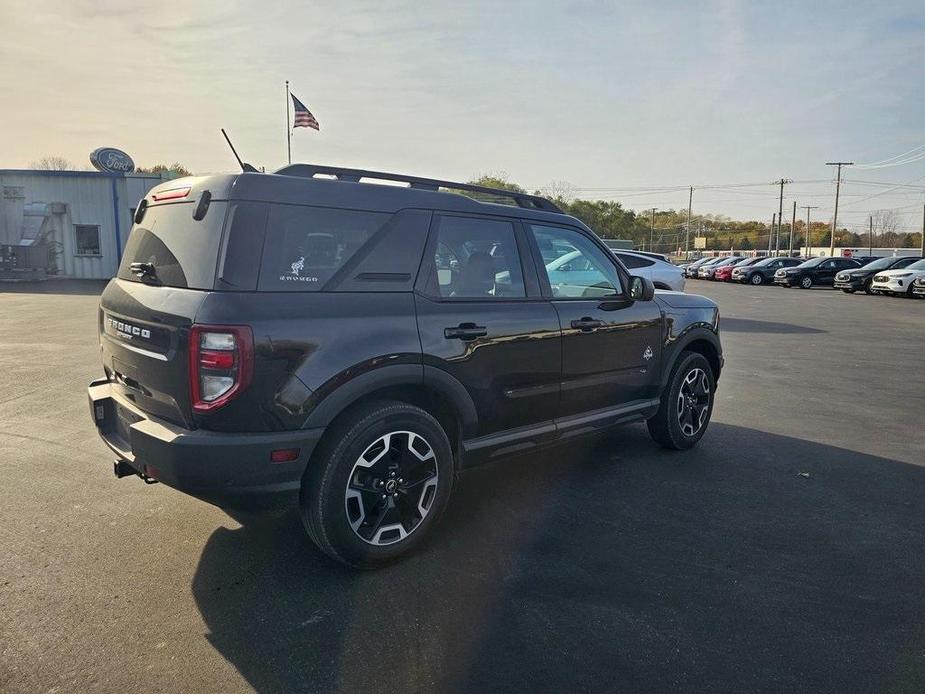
[630,275,655,301]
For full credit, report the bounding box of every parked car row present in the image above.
[682,254,925,297]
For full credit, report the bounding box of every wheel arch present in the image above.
[661,328,722,388]
[301,364,477,469]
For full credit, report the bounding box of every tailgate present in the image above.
[100,279,207,426]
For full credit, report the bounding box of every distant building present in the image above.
[0,169,167,280]
[800,246,921,258]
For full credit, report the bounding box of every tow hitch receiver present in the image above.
[113,460,159,484]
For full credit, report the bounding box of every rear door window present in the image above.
[117,201,227,289]
[426,215,526,299]
[616,253,655,269]
[258,205,391,291]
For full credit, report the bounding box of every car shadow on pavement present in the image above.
[191,423,925,694]
[0,279,107,295]
[720,317,825,334]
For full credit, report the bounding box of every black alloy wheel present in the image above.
[647,351,715,450]
[300,400,453,568]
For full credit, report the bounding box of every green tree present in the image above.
[136,162,193,178]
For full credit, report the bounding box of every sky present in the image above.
[2,0,925,231]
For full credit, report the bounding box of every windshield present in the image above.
[907,259,925,270]
[863,257,903,271]
[796,257,827,268]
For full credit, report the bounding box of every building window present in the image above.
[75,225,101,256]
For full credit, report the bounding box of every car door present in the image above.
[815,258,841,284]
[526,223,664,424]
[414,214,561,443]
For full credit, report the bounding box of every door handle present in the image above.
[571,317,603,333]
[444,323,488,341]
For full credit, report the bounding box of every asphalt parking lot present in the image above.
[1,279,924,693]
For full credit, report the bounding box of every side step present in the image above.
[113,460,159,484]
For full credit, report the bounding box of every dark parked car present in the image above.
[88,165,723,567]
[732,256,803,285]
[774,256,861,288]
[834,255,923,294]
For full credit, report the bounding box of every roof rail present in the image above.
[273,163,564,214]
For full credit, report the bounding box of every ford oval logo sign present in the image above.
[89,147,135,174]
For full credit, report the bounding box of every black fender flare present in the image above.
[300,363,478,438]
[659,326,723,389]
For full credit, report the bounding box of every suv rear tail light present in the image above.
[188,325,253,412]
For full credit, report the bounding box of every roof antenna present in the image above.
[221,128,259,173]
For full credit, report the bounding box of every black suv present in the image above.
[834,255,922,294]
[88,165,723,567]
[774,256,861,288]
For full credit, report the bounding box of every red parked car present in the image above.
[714,257,763,281]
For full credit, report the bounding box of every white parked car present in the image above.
[613,250,686,292]
[869,258,925,297]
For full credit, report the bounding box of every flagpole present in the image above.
[285,80,291,165]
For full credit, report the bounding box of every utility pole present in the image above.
[768,213,776,255]
[869,215,873,256]
[921,204,925,256]
[649,208,657,253]
[789,200,797,256]
[801,206,819,256]
[825,161,853,257]
[686,186,693,259]
[773,178,792,257]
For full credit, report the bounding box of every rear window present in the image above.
[258,205,390,291]
[118,202,226,289]
[617,253,655,269]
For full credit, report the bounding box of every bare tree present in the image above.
[29,156,74,171]
[538,180,578,203]
[873,209,901,247]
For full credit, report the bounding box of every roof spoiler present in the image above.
[273,163,563,213]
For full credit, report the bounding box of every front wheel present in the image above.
[800,275,813,289]
[750,273,764,285]
[300,401,454,568]
[647,351,715,450]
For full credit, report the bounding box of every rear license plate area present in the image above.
[114,403,141,447]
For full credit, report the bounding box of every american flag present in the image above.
[290,93,320,131]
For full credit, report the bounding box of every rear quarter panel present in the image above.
[194,292,422,431]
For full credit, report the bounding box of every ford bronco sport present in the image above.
[88,165,723,567]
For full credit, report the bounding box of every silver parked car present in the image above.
[613,250,686,292]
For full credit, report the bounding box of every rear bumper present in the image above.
[88,379,323,508]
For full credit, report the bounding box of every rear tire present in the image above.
[647,351,715,450]
[300,400,454,568]
[842,289,855,294]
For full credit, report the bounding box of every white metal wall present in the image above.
[0,171,165,279]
